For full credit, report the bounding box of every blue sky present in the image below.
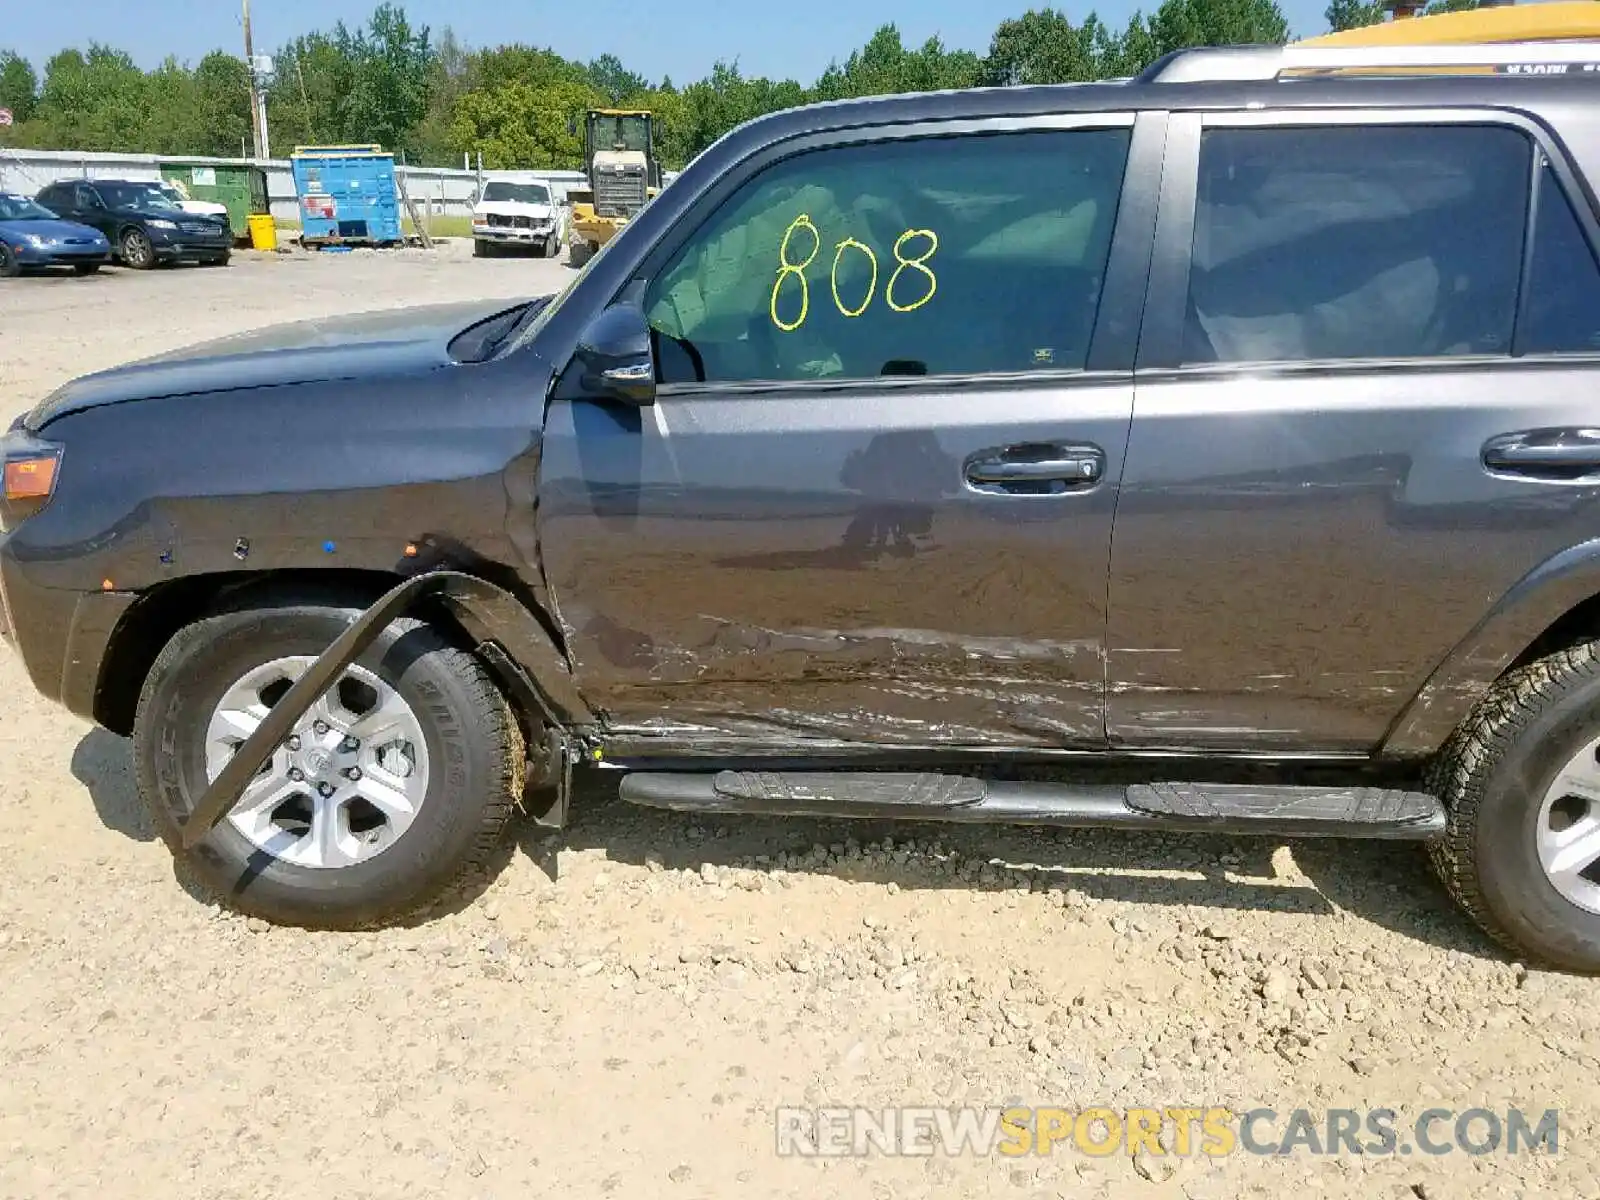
[7,0,1338,83]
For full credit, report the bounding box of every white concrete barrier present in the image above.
[0,147,591,226]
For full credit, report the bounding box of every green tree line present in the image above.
[0,0,1478,171]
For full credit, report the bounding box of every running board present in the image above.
[618,771,1445,840]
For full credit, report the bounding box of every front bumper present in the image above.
[12,243,110,267]
[472,224,554,245]
[0,545,134,722]
[153,241,231,261]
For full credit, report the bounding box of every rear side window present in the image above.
[645,128,1132,385]
[1520,163,1600,355]
[1184,125,1531,365]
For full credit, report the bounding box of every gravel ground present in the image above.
[1,241,1597,1199]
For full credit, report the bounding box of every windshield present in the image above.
[0,195,60,221]
[591,115,650,154]
[99,183,182,211]
[482,182,551,205]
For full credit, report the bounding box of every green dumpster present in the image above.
[158,161,270,242]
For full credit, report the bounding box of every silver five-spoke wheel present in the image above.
[205,655,430,869]
[1537,733,1600,914]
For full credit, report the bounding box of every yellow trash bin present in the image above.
[247,214,278,252]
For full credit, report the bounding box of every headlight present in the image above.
[22,233,52,248]
[147,219,177,231]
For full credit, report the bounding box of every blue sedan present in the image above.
[0,194,111,277]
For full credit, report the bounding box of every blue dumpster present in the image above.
[289,144,403,248]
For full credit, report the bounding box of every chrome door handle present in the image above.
[963,444,1106,494]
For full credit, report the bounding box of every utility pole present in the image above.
[243,0,264,158]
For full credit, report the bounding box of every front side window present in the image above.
[644,128,1132,386]
[1184,125,1532,365]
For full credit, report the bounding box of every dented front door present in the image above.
[536,114,1167,753]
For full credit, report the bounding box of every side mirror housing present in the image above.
[569,302,656,406]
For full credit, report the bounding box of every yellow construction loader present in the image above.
[565,108,662,266]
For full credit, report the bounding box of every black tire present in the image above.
[73,262,101,275]
[472,238,489,258]
[133,604,524,930]
[0,244,18,278]
[1430,640,1600,972]
[202,253,230,267]
[120,227,156,270]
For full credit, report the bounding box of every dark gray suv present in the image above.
[7,41,1600,970]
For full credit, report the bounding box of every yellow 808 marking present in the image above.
[770,214,821,333]
[830,237,878,319]
[886,228,939,313]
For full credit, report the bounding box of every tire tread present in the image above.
[1428,641,1600,966]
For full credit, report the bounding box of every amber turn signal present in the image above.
[3,456,58,501]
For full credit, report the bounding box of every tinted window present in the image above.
[644,129,1132,385]
[1184,126,1531,365]
[74,184,100,208]
[1520,163,1600,355]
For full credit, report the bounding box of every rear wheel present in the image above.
[120,227,156,270]
[1431,640,1600,972]
[133,604,523,929]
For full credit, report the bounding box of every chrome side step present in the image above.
[618,771,1445,840]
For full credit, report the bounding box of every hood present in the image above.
[0,217,108,243]
[22,296,538,431]
[474,200,555,219]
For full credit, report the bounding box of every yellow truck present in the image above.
[565,108,663,266]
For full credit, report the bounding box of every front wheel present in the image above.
[0,244,19,278]
[1431,641,1600,972]
[73,262,101,275]
[133,604,523,929]
[119,228,156,270]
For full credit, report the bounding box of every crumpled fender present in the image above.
[1382,536,1600,758]
[181,570,594,847]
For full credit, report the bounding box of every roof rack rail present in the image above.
[1137,40,1600,83]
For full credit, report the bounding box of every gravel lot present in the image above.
[2,242,1597,1199]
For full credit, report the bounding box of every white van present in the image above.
[470,175,568,258]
